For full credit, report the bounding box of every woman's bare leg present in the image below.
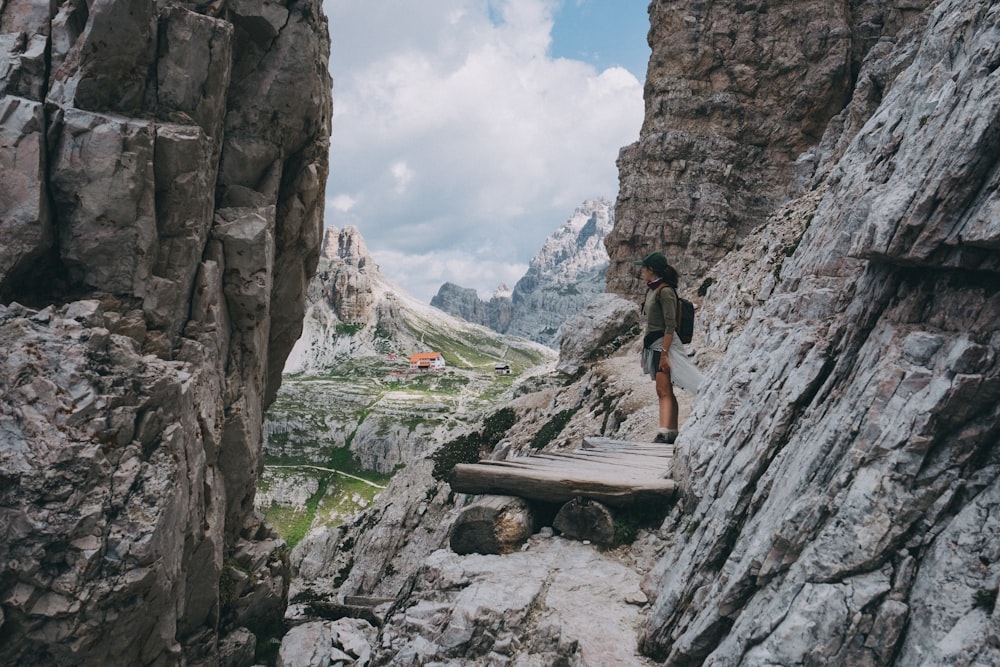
[656,369,679,430]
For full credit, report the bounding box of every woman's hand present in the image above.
[658,333,673,373]
[658,353,671,373]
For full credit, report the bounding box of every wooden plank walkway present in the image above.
[448,436,676,507]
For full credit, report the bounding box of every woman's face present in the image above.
[640,266,656,282]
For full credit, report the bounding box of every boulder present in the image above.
[277,619,375,667]
[556,293,641,375]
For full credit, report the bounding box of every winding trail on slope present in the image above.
[267,464,386,489]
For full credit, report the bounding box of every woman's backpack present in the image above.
[653,284,695,345]
[673,288,695,345]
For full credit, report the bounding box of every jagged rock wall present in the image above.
[0,0,331,663]
[605,0,931,296]
[322,226,376,325]
[638,0,1000,664]
[430,282,489,325]
[507,198,613,345]
[430,282,513,334]
[432,198,613,347]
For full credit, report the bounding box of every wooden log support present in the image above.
[449,462,675,508]
[450,495,535,555]
[447,438,676,509]
[553,497,616,545]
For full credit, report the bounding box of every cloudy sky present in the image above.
[322,0,649,303]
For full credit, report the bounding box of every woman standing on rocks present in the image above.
[636,252,702,443]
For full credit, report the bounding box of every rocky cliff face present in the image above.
[431,282,487,325]
[508,198,614,345]
[430,282,514,335]
[605,0,931,296]
[282,226,378,369]
[626,0,1000,664]
[432,198,613,346]
[0,0,331,663]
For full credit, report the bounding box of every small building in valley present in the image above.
[494,364,511,375]
[409,352,445,371]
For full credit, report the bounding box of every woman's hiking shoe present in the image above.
[653,430,678,444]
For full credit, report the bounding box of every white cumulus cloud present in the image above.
[322,0,644,302]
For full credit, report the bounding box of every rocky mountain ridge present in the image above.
[431,197,614,346]
[284,225,554,376]
[282,0,1000,665]
[0,0,331,663]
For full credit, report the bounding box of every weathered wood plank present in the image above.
[536,451,674,466]
[582,446,674,456]
[483,448,672,468]
[535,450,673,465]
[582,440,673,450]
[448,439,677,506]
[519,454,666,472]
[582,445,675,456]
[489,465,668,482]
[583,436,676,454]
[520,458,672,476]
[473,453,672,477]
[449,462,676,507]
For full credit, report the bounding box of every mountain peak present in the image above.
[339,225,373,270]
[321,225,375,270]
[431,198,614,347]
[288,227,553,374]
[321,226,340,260]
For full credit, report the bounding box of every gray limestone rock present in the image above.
[556,292,641,375]
[0,0,331,662]
[277,618,375,667]
[0,97,50,286]
[605,0,932,297]
[430,282,488,325]
[634,1,1000,663]
[376,540,653,665]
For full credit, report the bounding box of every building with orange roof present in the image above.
[409,351,445,371]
